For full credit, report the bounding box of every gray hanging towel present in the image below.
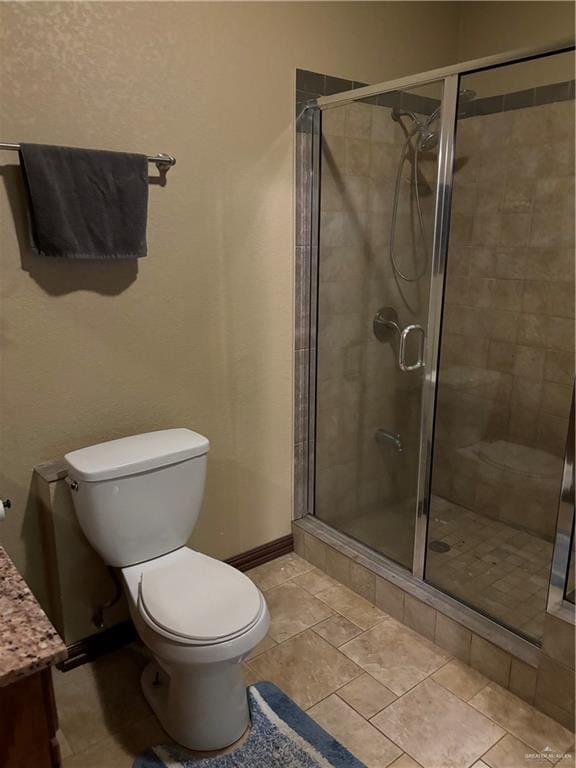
[19,143,148,258]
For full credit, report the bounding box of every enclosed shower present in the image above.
[297,41,575,646]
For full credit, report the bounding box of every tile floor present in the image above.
[53,552,574,768]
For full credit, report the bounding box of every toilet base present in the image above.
[141,659,250,752]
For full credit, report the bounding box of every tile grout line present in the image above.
[428,659,491,704]
[260,588,377,647]
[257,562,394,640]
[250,555,575,757]
[477,732,512,765]
[60,709,158,765]
[306,679,414,768]
[264,559,514,703]
[245,621,367,673]
[293,570,494,731]
[64,552,571,764]
[466,682,575,756]
[278,561,532,744]
[256,557,472,706]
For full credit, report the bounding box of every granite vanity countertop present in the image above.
[0,544,67,686]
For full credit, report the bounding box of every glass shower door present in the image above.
[314,82,443,569]
[425,52,575,642]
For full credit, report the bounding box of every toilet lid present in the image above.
[138,549,264,644]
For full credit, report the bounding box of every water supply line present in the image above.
[92,567,123,629]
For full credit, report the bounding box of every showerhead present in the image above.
[388,86,478,284]
[416,89,476,150]
[392,87,476,152]
[418,128,438,151]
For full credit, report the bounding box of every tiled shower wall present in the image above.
[433,96,575,540]
[296,71,575,547]
[315,98,435,533]
[294,70,372,520]
[294,69,438,532]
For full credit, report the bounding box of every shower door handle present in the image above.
[399,324,425,372]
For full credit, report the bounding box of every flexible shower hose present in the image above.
[389,129,430,282]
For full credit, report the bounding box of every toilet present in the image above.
[64,428,270,752]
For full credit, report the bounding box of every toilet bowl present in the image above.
[64,429,270,751]
[123,547,269,749]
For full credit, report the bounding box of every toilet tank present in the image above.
[64,429,210,567]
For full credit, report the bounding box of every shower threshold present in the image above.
[318,495,552,642]
[293,514,542,669]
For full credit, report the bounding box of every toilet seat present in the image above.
[133,548,265,645]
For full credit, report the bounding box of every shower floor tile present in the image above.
[427,496,553,642]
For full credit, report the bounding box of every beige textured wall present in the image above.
[458,1,575,93]
[458,1,574,57]
[0,2,462,609]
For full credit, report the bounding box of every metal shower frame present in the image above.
[304,37,575,637]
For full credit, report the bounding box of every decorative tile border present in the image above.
[460,78,575,117]
[296,69,369,134]
[296,68,439,122]
[296,69,576,129]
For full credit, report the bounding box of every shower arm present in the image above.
[392,108,419,124]
[392,107,439,124]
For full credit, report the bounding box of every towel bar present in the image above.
[0,142,176,173]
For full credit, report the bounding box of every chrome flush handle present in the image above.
[0,498,11,521]
[399,324,425,372]
[65,475,79,492]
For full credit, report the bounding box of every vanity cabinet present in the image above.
[0,668,60,767]
[0,544,67,768]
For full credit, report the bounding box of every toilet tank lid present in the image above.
[64,429,209,482]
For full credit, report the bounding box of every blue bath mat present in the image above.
[133,681,366,767]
